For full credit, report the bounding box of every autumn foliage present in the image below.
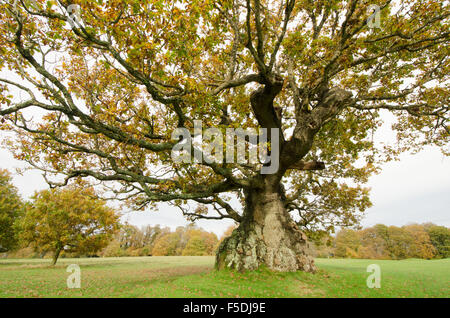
[0,169,23,252]
[101,223,219,257]
[0,0,448,271]
[19,186,120,264]
[315,223,450,260]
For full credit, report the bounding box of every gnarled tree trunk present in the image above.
[215,184,316,273]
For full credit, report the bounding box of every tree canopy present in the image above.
[0,0,448,271]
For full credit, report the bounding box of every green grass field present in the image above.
[0,257,448,298]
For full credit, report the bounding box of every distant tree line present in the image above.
[0,169,225,262]
[1,168,448,262]
[100,223,220,257]
[315,224,450,260]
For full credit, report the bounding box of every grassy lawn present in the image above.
[0,257,448,298]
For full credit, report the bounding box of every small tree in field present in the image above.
[0,0,448,271]
[20,187,119,265]
[0,169,23,252]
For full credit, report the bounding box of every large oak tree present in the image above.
[0,0,448,272]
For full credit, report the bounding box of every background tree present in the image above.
[182,235,209,256]
[100,237,126,258]
[385,226,415,259]
[0,0,448,272]
[357,225,389,259]
[150,224,219,256]
[329,223,445,260]
[151,232,181,256]
[0,169,23,252]
[334,228,361,258]
[403,224,436,259]
[310,234,334,258]
[100,223,218,256]
[178,224,219,255]
[117,223,145,250]
[101,223,171,257]
[142,225,166,249]
[424,224,450,258]
[20,186,119,264]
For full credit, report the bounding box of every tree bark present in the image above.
[214,73,328,274]
[52,247,62,266]
[215,184,316,273]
